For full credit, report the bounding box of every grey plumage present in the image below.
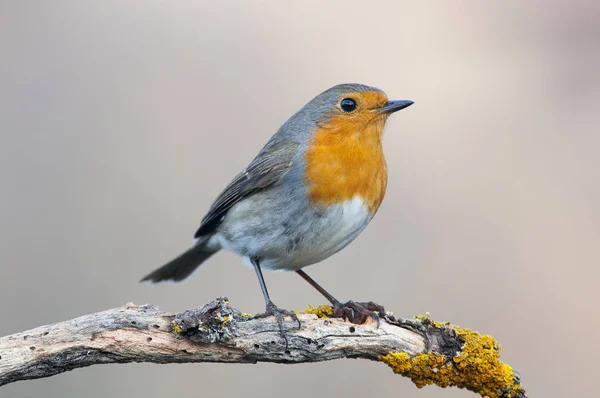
[194,142,299,238]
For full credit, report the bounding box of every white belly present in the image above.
[208,196,373,271]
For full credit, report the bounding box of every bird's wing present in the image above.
[194,141,299,238]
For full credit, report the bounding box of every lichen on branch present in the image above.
[380,314,523,398]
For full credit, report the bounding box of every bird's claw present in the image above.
[252,300,301,350]
[332,300,385,328]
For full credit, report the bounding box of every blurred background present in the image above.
[1,1,599,397]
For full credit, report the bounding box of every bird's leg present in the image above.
[296,269,385,327]
[296,269,340,304]
[250,257,300,350]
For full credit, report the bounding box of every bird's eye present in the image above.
[340,98,357,112]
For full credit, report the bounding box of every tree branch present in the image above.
[0,297,526,397]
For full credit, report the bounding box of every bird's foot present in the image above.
[332,300,385,328]
[252,300,301,350]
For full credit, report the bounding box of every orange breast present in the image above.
[304,114,388,215]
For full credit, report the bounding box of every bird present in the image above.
[141,83,413,347]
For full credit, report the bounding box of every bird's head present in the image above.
[305,83,413,138]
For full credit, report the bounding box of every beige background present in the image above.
[1,1,599,397]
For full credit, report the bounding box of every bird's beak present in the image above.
[378,100,414,114]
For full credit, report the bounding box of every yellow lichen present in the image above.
[299,304,334,318]
[380,316,522,398]
[171,321,182,334]
[220,315,230,327]
[415,313,450,329]
[380,352,413,373]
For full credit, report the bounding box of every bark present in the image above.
[0,297,526,398]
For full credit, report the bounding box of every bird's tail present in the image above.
[140,238,218,283]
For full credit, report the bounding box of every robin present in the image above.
[141,83,413,347]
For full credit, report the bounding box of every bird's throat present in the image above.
[304,117,388,215]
